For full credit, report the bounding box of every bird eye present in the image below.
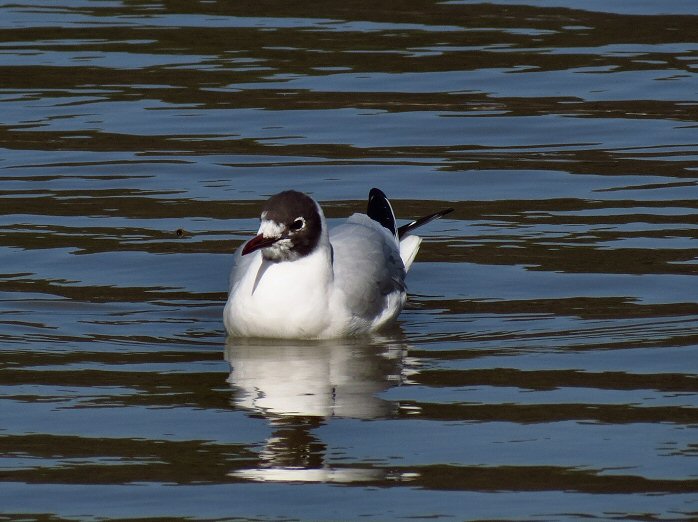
[290,218,305,231]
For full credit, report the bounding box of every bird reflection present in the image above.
[224,335,408,483]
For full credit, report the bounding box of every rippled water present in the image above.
[1,1,697,520]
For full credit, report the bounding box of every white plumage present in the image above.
[223,189,451,339]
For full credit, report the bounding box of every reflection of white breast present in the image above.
[225,338,406,419]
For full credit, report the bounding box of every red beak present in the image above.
[242,234,281,255]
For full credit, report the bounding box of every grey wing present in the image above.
[330,214,407,320]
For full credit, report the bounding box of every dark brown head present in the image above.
[242,190,323,261]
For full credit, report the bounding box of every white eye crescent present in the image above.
[290,217,305,231]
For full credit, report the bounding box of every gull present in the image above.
[224,188,453,339]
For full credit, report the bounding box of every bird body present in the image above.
[224,189,451,339]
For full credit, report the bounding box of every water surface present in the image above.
[1,1,697,520]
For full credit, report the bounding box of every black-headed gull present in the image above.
[224,188,453,339]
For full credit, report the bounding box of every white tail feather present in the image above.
[399,235,422,272]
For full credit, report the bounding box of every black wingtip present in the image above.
[397,207,454,239]
[367,187,397,237]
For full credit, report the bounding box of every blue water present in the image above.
[1,1,697,520]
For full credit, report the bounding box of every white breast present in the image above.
[224,243,334,338]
